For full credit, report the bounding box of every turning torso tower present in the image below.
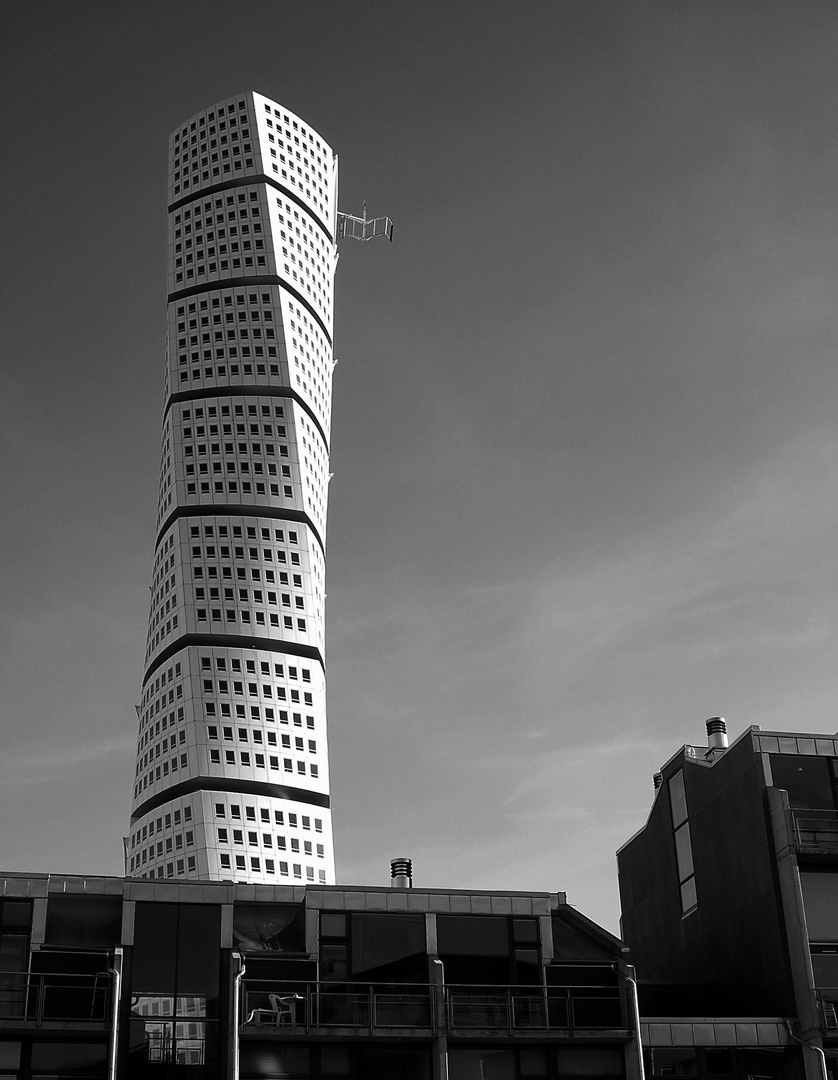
[127,92,338,886]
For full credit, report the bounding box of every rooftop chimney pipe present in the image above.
[706,716,728,752]
[390,857,413,889]
[653,773,663,791]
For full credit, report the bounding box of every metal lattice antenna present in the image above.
[337,200,394,243]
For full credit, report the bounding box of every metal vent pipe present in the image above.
[390,857,413,889]
[706,716,729,751]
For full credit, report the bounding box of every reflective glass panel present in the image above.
[668,771,688,827]
[770,755,834,810]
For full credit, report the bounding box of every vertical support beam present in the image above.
[767,787,825,1080]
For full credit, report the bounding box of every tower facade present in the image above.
[127,93,338,885]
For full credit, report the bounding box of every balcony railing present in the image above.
[791,808,838,849]
[446,985,626,1033]
[242,981,434,1035]
[0,971,111,1025]
[240,980,626,1037]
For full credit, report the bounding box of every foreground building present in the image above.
[127,93,339,885]
[0,870,638,1080]
[618,719,838,1080]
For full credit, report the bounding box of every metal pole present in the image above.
[107,948,123,1080]
[232,953,245,1080]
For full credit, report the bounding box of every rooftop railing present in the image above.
[0,971,111,1025]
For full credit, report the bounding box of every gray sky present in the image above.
[3,0,838,933]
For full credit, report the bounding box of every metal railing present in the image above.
[241,981,434,1035]
[0,971,111,1025]
[445,985,626,1033]
[792,808,838,848]
[240,979,626,1037]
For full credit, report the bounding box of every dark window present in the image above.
[45,895,122,949]
[351,914,426,983]
[239,1045,310,1079]
[0,900,31,1013]
[437,916,511,985]
[233,903,304,953]
[31,1040,108,1077]
[319,912,426,984]
[771,754,835,810]
[128,903,221,1077]
[556,1045,625,1077]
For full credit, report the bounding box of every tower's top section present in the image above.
[168,91,338,243]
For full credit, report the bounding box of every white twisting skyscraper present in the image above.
[127,93,338,885]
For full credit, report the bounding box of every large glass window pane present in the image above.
[0,936,28,974]
[770,755,834,810]
[320,914,346,938]
[811,950,838,988]
[674,823,694,881]
[132,904,177,994]
[177,905,220,996]
[520,1047,548,1077]
[0,1043,20,1070]
[0,903,31,930]
[234,903,303,953]
[556,1046,625,1077]
[680,877,698,914]
[449,1048,515,1080]
[513,919,539,944]
[514,948,541,985]
[351,914,426,982]
[240,1044,310,1079]
[30,1041,107,1076]
[801,872,838,939]
[320,1045,350,1076]
[438,916,510,985]
[45,896,122,949]
[355,1047,429,1080]
[668,771,688,827]
[647,1048,697,1076]
[128,1019,173,1066]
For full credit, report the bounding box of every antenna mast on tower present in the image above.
[337,200,394,243]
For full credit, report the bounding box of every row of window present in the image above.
[173,118,250,168]
[133,856,198,878]
[136,727,187,772]
[183,400,284,420]
[184,440,288,459]
[176,288,274,320]
[131,805,193,848]
[207,748,319,776]
[138,706,184,750]
[134,829,195,865]
[177,316,273,343]
[172,153,251,197]
[201,673,311,695]
[207,726,315,752]
[213,805,321,830]
[175,99,247,142]
[218,853,326,881]
[175,238,263,267]
[134,752,189,797]
[173,250,264,283]
[139,707,183,746]
[216,827,324,857]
